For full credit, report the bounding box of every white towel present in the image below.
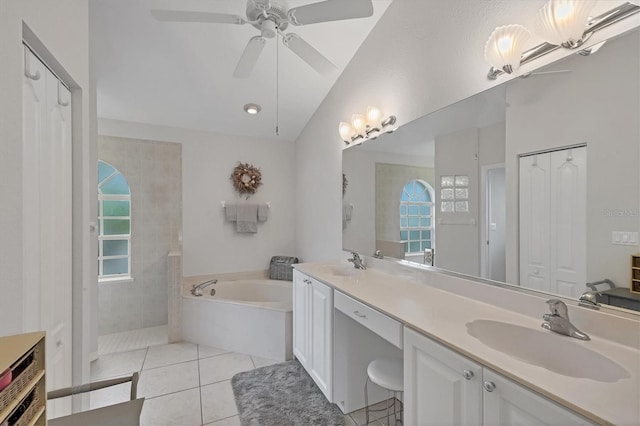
[224,204,237,222]
[258,203,269,222]
[236,203,258,233]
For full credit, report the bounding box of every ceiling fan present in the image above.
[151,0,375,78]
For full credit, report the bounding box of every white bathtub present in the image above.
[181,279,293,361]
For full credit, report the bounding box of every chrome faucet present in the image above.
[191,279,217,296]
[348,252,366,270]
[541,299,590,341]
[578,291,600,309]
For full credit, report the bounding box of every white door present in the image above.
[292,271,309,367]
[309,278,333,401]
[23,46,73,418]
[549,148,587,298]
[519,147,586,297]
[483,370,594,425]
[519,154,551,292]
[483,166,506,282]
[404,328,482,426]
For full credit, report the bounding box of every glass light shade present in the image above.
[351,114,368,134]
[534,0,597,46]
[366,106,383,125]
[339,121,354,141]
[484,24,531,73]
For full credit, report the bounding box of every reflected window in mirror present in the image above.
[400,180,434,255]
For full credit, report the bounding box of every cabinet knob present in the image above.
[353,310,367,319]
[483,381,496,392]
[462,370,474,380]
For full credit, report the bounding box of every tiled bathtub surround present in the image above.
[98,136,182,335]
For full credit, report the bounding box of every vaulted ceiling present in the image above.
[90,0,392,141]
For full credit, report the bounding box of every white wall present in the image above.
[0,0,94,387]
[99,119,296,277]
[293,0,637,267]
[504,30,640,288]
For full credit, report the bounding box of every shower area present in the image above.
[97,136,182,354]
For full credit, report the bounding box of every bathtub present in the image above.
[181,279,293,361]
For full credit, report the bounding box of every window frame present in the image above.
[400,180,435,255]
[98,161,132,283]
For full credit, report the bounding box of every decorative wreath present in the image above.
[342,173,348,197]
[231,162,263,195]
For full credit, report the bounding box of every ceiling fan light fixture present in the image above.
[244,103,262,115]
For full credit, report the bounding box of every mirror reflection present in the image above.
[342,29,640,312]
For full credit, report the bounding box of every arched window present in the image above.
[400,180,434,254]
[98,160,131,281]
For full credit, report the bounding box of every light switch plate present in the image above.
[612,231,639,246]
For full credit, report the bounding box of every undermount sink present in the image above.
[466,320,629,382]
[321,264,362,277]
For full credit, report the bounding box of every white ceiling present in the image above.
[90,0,392,141]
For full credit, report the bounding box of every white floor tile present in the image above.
[344,414,358,426]
[198,344,230,360]
[350,398,402,426]
[199,352,254,385]
[90,348,147,381]
[99,325,168,355]
[143,342,198,370]
[205,414,241,425]
[250,355,280,369]
[140,387,202,426]
[89,382,132,410]
[138,360,200,399]
[200,380,238,424]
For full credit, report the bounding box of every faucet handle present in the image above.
[546,299,569,318]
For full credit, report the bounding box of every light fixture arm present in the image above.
[487,2,639,80]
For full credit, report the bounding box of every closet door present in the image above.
[549,148,586,298]
[519,154,551,292]
[23,46,73,418]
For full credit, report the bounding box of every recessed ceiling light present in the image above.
[243,103,261,115]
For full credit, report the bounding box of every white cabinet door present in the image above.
[483,370,594,425]
[309,278,333,401]
[292,271,334,402]
[404,328,483,426]
[292,271,310,367]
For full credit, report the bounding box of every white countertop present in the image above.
[294,262,640,426]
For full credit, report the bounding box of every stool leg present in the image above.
[365,376,370,425]
[387,390,391,424]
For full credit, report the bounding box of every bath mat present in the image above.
[231,359,344,426]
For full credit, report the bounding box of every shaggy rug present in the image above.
[231,360,344,426]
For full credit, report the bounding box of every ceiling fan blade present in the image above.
[234,36,266,78]
[283,33,337,75]
[150,10,245,25]
[288,0,373,25]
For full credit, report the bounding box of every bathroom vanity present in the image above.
[292,262,640,425]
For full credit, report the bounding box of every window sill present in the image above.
[99,276,134,285]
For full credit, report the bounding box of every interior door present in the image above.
[549,147,586,297]
[519,154,550,291]
[486,167,506,282]
[23,46,73,418]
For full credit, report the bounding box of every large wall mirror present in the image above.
[343,27,640,313]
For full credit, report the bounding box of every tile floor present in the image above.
[90,341,401,426]
[98,325,168,355]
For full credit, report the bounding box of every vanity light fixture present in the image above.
[486,1,639,80]
[339,105,397,145]
[243,103,261,115]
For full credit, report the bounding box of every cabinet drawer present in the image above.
[334,291,403,348]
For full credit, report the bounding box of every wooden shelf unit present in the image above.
[0,332,46,426]
[632,254,640,294]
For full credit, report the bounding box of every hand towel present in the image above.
[236,203,258,233]
[258,203,269,222]
[225,204,237,222]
